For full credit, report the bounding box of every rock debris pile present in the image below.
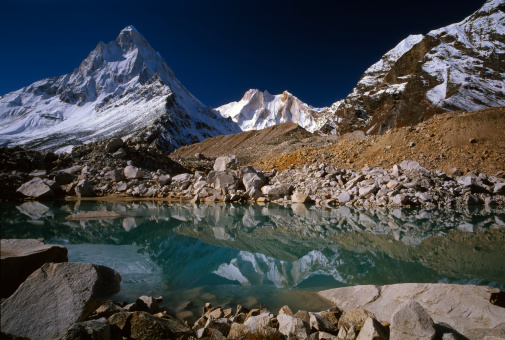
[7,146,505,207]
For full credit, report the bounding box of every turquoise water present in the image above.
[1,200,504,316]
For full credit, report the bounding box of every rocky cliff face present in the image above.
[0,26,240,153]
[331,0,505,135]
[216,89,335,133]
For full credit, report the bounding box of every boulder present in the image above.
[390,300,436,340]
[0,239,68,298]
[292,191,312,203]
[338,191,352,203]
[318,283,505,339]
[54,171,77,185]
[214,155,238,171]
[359,184,379,198]
[136,295,160,314]
[109,169,125,182]
[75,179,96,197]
[243,172,266,191]
[338,308,376,332]
[267,184,294,200]
[1,262,121,340]
[244,311,275,329]
[127,311,192,339]
[277,313,310,339]
[310,312,339,334]
[213,172,239,190]
[105,137,124,153]
[16,177,54,199]
[124,165,144,179]
[494,182,505,194]
[356,317,389,340]
[95,300,125,319]
[113,148,127,159]
[64,317,112,340]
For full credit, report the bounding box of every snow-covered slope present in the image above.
[0,26,240,152]
[331,0,505,134]
[216,89,335,133]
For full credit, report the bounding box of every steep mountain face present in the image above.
[216,89,335,133]
[217,0,505,136]
[332,0,505,135]
[0,26,240,153]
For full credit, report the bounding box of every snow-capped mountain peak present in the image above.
[0,26,239,152]
[217,89,333,133]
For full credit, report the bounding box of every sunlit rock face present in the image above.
[330,0,505,135]
[0,25,240,153]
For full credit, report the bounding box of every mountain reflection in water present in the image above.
[1,200,504,313]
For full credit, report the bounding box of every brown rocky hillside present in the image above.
[171,107,505,176]
[252,106,505,175]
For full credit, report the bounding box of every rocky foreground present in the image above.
[1,239,504,340]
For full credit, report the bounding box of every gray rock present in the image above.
[457,176,477,187]
[356,317,388,340]
[125,311,192,339]
[292,191,312,203]
[244,311,275,329]
[54,171,77,185]
[214,155,238,171]
[112,148,127,159]
[136,295,160,314]
[243,172,266,191]
[205,317,232,337]
[95,300,125,319]
[64,317,111,340]
[338,308,376,332]
[359,184,378,198]
[0,239,68,298]
[1,262,121,340]
[212,172,239,190]
[16,177,54,198]
[109,169,124,182]
[390,300,435,340]
[319,283,505,339]
[158,174,171,186]
[277,313,310,339]
[494,182,505,194]
[338,191,352,203]
[392,194,405,205]
[172,173,193,182]
[124,165,144,179]
[310,312,338,334]
[105,137,124,153]
[267,184,294,200]
[75,179,96,197]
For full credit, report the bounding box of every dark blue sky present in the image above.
[0,0,483,108]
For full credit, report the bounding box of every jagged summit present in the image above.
[0,26,239,152]
[217,89,333,133]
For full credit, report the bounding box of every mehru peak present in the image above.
[0,25,240,153]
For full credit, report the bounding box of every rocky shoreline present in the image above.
[1,239,504,340]
[2,141,505,208]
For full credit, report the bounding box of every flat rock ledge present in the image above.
[0,238,68,298]
[318,283,505,339]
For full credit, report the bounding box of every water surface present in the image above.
[2,200,504,316]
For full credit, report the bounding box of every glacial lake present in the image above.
[1,200,505,318]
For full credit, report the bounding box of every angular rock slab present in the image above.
[0,239,68,298]
[16,177,54,198]
[318,284,505,339]
[390,300,436,340]
[1,262,121,340]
